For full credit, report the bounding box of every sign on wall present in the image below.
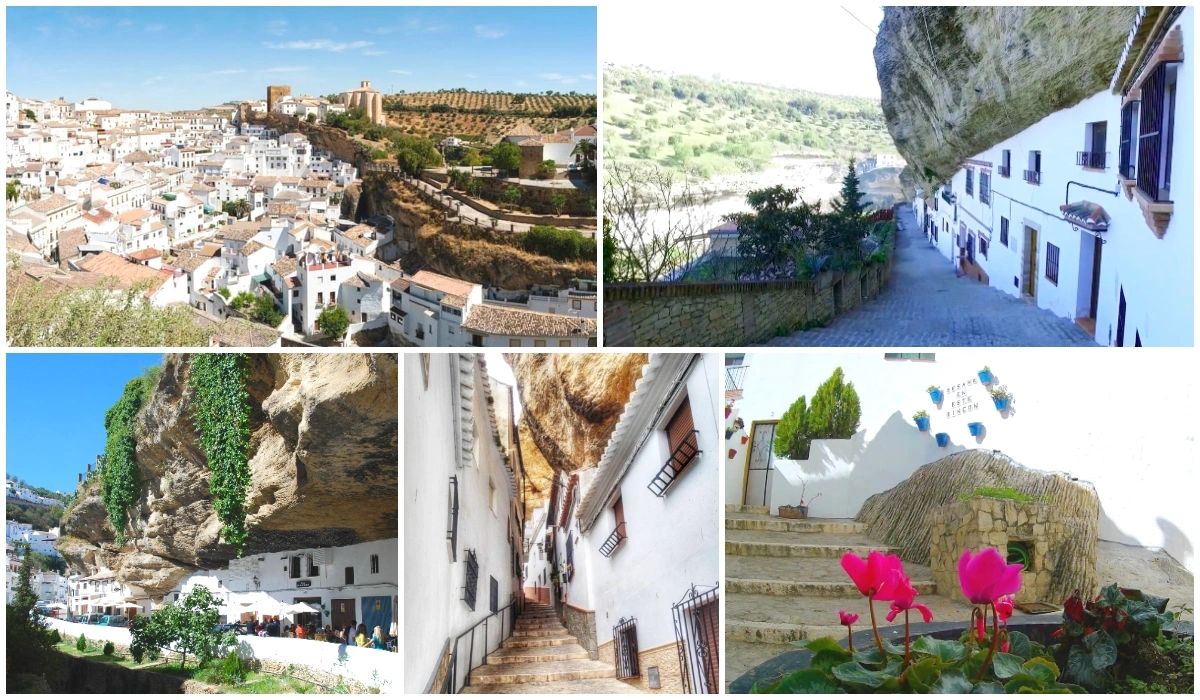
[296,580,312,588]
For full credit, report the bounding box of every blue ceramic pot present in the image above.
[968,422,984,436]
[978,370,993,384]
[915,416,930,431]
[993,397,1008,410]
[935,433,950,447]
[929,389,943,404]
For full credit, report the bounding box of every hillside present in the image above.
[383,89,596,144]
[604,65,898,178]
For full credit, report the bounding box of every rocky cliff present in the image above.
[874,6,1136,190]
[506,354,647,513]
[248,112,371,171]
[58,354,397,599]
[354,174,595,289]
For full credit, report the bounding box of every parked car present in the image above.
[83,613,105,625]
[105,615,129,627]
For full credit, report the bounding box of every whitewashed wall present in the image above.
[735,351,1198,571]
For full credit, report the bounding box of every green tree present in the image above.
[773,368,860,460]
[466,177,483,199]
[6,180,20,202]
[824,159,871,266]
[11,544,38,616]
[22,108,36,122]
[602,219,616,283]
[462,150,482,167]
[549,191,568,216]
[317,305,350,340]
[392,134,442,177]
[489,141,521,176]
[250,295,283,327]
[500,185,522,210]
[221,199,249,220]
[129,586,231,669]
[305,113,316,124]
[731,185,826,270]
[535,160,557,180]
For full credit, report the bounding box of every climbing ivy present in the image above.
[190,354,252,554]
[99,370,158,543]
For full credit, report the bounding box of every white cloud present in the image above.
[144,23,165,32]
[264,39,374,52]
[362,50,388,57]
[143,76,166,86]
[267,20,288,36]
[389,69,413,76]
[207,69,247,76]
[474,24,506,39]
[580,73,596,81]
[464,73,479,80]
[116,19,134,28]
[539,72,579,85]
[263,66,311,74]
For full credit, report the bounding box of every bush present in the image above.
[520,226,596,262]
[317,305,350,340]
[774,368,860,459]
[102,641,115,656]
[207,649,247,685]
[49,629,61,644]
[535,160,556,180]
[76,634,87,652]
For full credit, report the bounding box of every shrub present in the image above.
[535,160,556,180]
[520,225,595,262]
[317,305,351,340]
[76,634,87,652]
[207,649,247,685]
[103,641,115,656]
[958,486,1042,505]
[49,629,61,644]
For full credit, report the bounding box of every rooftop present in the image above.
[409,270,477,299]
[461,303,597,338]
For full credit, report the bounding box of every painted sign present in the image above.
[943,377,986,419]
[296,580,311,588]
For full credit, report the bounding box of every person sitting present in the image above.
[355,623,369,647]
[370,625,386,650]
[342,620,357,646]
[294,623,305,639]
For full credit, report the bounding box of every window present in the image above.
[1025,151,1041,184]
[1000,217,1009,247]
[289,555,300,579]
[1137,61,1178,202]
[507,338,521,347]
[1045,243,1060,285]
[489,576,499,613]
[447,476,459,562]
[307,555,319,577]
[1080,121,1108,168]
[316,291,323,305]
[1118,102,1137,179]
[534,339,546,347]
[966,233,976,264]
[330,292,336,304]
[884,353,936,361]
[999,150,1011,177]
[344,566,355,585]
[462,550,478,610]
[559,339,571,347]
[370,554,379,575]
[472,335,484,347]
[965,168,974,196]
[979,171,990,205]
[571,299,581,310]
[979,236,989,259]
[488,478,496,515]
[649,396,702,496]
[614,618,640,679]
[599,497,628,557]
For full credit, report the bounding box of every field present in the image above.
[605,65,899,178]
[383,90,596,144]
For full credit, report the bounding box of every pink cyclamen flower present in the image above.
[957,548,1023,604]
[838,609,859,626]
[994,595,1014,622]
[882,570,934,623]
[1001,639,1010,653]
[841,550,906,598]
[975,613,986,641]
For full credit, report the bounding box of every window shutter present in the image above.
[666,398,696,454]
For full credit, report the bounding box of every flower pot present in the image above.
[928,389,943,404]
[993,396,1009,410]
[778,505,809,519]
[935,432,950,447]
[968,422,983,437]
[915,416,930,431]
[978,369,993,384]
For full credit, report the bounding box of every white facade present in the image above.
[729,351,1199,573]
[914,8,1193,346]
[403,354,525,693]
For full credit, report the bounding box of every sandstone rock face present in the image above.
[874,6,1136,190]
[857,449,1099,601]
[59,354,397,599]
[506,354,648,510]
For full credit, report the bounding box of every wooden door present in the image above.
[1023,227,1038,298]
[692,600,720,692]
[1088,236,1102,319]
[330,598,355,632]
[1116,288,1127,347]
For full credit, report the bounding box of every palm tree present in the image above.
[571,140,596,166]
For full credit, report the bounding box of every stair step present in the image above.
[513,627,570,637]
[503,634,578,649]
[462,678,642,694]
[727,577,938,598]
[725,529,897,558]
[469,658,617,685]
[486,643,590,665]
[725,515,867,534]
[726,504,770,514]
[726,555,937,597]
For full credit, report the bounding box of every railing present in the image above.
[614,617,640,679]
[447,476,459,562]
[1076,151,1108,169]
[940,189,956,205]
[598,522,627,558]
[462,549,478,610]
[997,164,1010,177]
[724,364,748,394]
[672,583,721,694]
[1023,169,1041,185]
[648,430,702,497]
[440,596,521,694]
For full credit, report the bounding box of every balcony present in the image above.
[1076,151,1108,169]
[648,430,702,497]
[940,189,956,205]
[1023,170,1041,185]
[997,164,1010,178]
[598,522,627,558]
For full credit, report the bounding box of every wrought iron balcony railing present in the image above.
[1023,169,1041,185]
[1076,151,1108,169]
[599,522,627,558]
[648,430,702,497]
[997,164,1010,177]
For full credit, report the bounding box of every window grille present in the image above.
[614,618,640,679]
[672,584,721,694]
[462,549,479,611]
[447,476,459,562]
[1045,243,1060,285]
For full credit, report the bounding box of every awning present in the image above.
[1060,201,1110,232]
[252,272,272,284]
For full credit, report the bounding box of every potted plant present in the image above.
[912,410,930,432]
[968,422,984,437]
[779,481,821,519]
[927,385,943,404]
[978,366,994,384]
[935,432,950,447]
[990,388,1010,410]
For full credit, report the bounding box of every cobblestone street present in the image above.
[763,207,1098,347]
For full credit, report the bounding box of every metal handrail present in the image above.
[442,596,522,694]
[599,521,627,558]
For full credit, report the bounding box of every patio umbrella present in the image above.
[282,602,321,615]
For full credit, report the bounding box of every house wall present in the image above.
[734,351,1198,571]
[582,356,721,688]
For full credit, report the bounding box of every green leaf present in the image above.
[881,637,907,656]
[1065,644,1111,690]
[763,668,842,694]
[971,681,1006,693]
[991,651,1024,679]
[905,657,942,693]
[1003,673,1046,693]
[811,649,853,675]
[1083,630,1118,669]
[852,647,886,667]
[1022,657,1060,685]
[1006,630,1033,660]
[801,637,850,655]
[912,635,967,663]
[830,661,893,689]
[932,669,974,693]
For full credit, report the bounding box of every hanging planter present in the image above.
[968,422,984,437]
[927,386,943,404]
[991,388,1010,410]
[912,410,930,432]
[978,366,993,384]
[936,432,950,447]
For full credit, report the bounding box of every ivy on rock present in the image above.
[190,354,252,554]
[99,368,161,543]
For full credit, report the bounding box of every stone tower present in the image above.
[267,85,291,114]
[340,80,385,126]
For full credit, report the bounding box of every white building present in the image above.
[913,7,1192,346]
[403,353,527,694]
[538,353,721,693]
[727,351,1198,574]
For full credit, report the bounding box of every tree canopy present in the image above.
[774,367,861,459]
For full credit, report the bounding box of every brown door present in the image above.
[1023,227,1039,298]
[693,600,720,692]
[330,598,355,631]
[1088,236,1102,320]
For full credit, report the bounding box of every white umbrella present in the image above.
[282,602,321,615]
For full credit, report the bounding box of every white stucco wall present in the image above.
[733,351,1198,572]
[583,355,721,655]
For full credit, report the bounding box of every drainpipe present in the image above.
[1064,180,1120,206]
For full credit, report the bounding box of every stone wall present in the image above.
[929,496,1095,605]
[562,603,597,659]
[603,261,892,347]
[597,639,686,693]
[57,654,199,694]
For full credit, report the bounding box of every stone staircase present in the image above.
[724,506,975,686]
[463,602,641,694]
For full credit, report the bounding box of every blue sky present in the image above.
[6,6,597,110]
[6,354,163,493]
